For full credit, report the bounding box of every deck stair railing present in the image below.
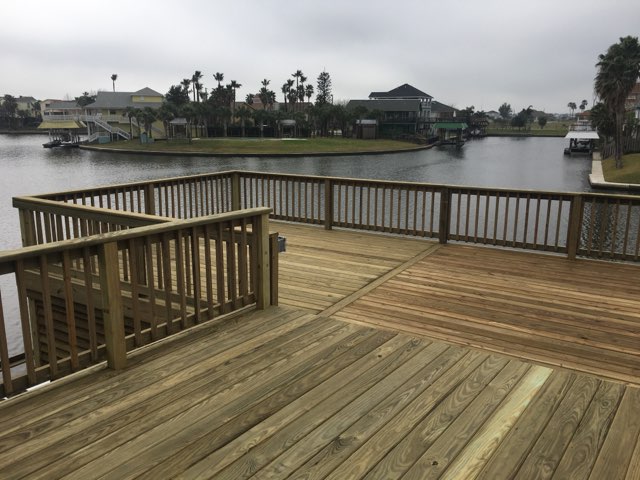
[90,117,131,140]
[0,207,274,397]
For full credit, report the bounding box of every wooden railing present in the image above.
[34,171,235,220]
[20,170,640,262]
[235,172,639,261]
[0,208,273,397]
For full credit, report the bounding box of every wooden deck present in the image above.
[1,223,640,479]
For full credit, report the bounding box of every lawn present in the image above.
[86,137,423,155]
[486,121,569,137]
[602,153,640,184]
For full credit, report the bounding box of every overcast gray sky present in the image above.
[2,0,638,114]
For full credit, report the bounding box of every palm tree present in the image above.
[580,99,588,113]
[140,107,158,138]
[245,93,254,106]
[305,84,314,109]
[111,74,118,92]
[281,81,293,112]
[157,103,177,138]
[229,80,241,117]
[191,71,203,102]
[181,78,192,100]
[236,105,252,137]
[214,72,224,88]
[595,35,640,168]
[298,74,307,111]
[567,102,577,118]
[124,106,137,138]
[259,79,271,110]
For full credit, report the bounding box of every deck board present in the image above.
[331,243,640,385]
[1,224,639,478]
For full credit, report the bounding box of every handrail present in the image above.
[0,207,273,397]
[17,169,640,262]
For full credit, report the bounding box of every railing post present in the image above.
[231,173,241,211]
[269,233,279,306]
[255,212,271,309]
[566,194,583,260]
[98,241,127,370]
[438,187,450,244]
[143,182,156,216]
[18,209,37,247]
[324,179,333,230]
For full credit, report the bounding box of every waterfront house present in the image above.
[347,84,434,136]
[83,87,166,140]
[14,96,39,118]
[41,99,83,119]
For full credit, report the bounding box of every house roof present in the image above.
[38,120,86,129]
[86,88,164,109]
[134,87,163,96]
[431,101,457,113]
[16,96,37,103]
[369,84,432,100]
[347,99,422,112]
[433,122,468,130]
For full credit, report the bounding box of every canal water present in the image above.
[0,134,592,356]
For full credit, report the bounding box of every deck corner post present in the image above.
[438,187,450,244]
[231,173,241,211]
[566,194,584,260]
[98,241,127,370]
[143,183,156,216]
[18,208,37,247]
[324,179,333,230]
[269,233,279,306]
[255,211,271,309]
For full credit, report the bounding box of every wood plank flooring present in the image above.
[1,305,638,479]
[274,223,435,311]
[331,243,640,386]
[2,224,640,478]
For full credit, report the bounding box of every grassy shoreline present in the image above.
[602,153,640,184]
[82,138,426,156]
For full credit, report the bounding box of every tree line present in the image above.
[127,69,343,139]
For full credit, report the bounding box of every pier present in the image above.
[0,171,639,478]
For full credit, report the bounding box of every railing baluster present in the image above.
[227,221,238,309]
[128,239,142,347]
[610,199,620,258]
[191,227,202,323]
[15,259,36,383]
[62,251,79,370]
[0,290,13,395]
[39,254,58,377]
[81,248,99,360]
[215,222,226,313]
[543,197,552,249]
[204,224,214,319]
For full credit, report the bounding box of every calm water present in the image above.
[0,134,591,251]
[0,134,592,356]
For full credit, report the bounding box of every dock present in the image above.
[0,171,639,478]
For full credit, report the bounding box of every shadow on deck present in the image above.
[1,222,639,478]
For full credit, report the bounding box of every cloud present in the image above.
[1,0,639,112]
